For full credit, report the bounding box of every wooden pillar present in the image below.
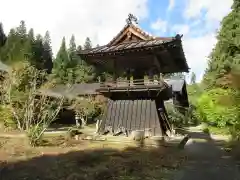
[148,68,154,82]
[98,75,104,87]
[133,70,144,85]
[112,59,117,84]
[75,112,81,128]
[126,69,131,86]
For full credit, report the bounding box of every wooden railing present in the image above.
[100,78,166,88]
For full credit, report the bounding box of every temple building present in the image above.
[77,14,190,137]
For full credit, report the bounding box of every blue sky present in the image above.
[138,0,233,81]
[0,0,233,81]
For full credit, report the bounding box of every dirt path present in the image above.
[174,131,240,180]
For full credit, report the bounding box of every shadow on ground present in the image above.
[0,144,186,180]
[174,129,240,180]
[1,130,239,180]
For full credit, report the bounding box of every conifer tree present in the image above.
[190,72,196,84]
[17,20,27,39]
[24,28,35,60]
[68,35,79,66]
[0,22,6,48]
[83,37,92,50]
[77,45,82,51]
[0,28,19,64]
[42,31,53,73]
[204,0,240,88]
[30,34,44,70]
[27,28,35,42]
[52,37,69,83]
[55,37,69,67]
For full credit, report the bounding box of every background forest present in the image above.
[0,0,239,144]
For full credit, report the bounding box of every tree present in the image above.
[24,28,35,61]
[83,37,92,50]
[30,34,44,70]
[0,62,64,146]
[0,22,6,48]
[42,31,53,73]
[16,20,27,39]
[1,21,29,64]
[77,45,82,51]
[190,72,196,84]
[204,0,240,88]
[52,37,70,83]
[27,28,34,41]
[0,28,19,64]
[68,34,79,66]
[55,37,69,66]
[69,35,77,52]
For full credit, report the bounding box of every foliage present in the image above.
[0,22,7,47]
[190,72,196,84]
[195,88,238,127]
[0,105,15,129]
[69,96,103,126]
[83,37,92,50]
[204,1,240,88]
[0,21,53,74]
[187,83,204,105]
[197,0,240,139]
[0,62,64,146]
[165,102,198,127]
[52,36,96,84]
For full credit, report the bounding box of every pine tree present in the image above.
[30,34,44,70]
[77,45,82,51]
[83,37,92,50]
[55,37,69,67]
[27,28,34,41]
[68,35,79,66]
[204,0,240,88]
[190,72,196,84]
[0,22,6,48]
[24,28,35,60]
[0,28,19,64]
[52,37,70,83]
[17,20,27,40]
[14,20,28,62]
[42,31,53,73]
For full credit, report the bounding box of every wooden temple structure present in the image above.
[78,14,189,137]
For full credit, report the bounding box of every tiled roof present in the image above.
[80,37,176,56]
[38,83,101,98]
[107,24,155,46]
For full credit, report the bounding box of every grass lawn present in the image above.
[0,135,187,180]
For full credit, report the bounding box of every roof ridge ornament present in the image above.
[126,13,138,25]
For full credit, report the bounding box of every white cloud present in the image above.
[150,18,168,33]
[182,33,217,82]
[0,0,148,55]
[181,0,233,81]
[172,24,190,35]
[184,0,233,22]
[167,0,175,11]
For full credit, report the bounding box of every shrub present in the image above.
[0,105,16,129]
[0,62,64,146]
[195,88,238,127]
[166,103,198,127]
[69,96,104,126]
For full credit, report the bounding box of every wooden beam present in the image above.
[153,55,161,72]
